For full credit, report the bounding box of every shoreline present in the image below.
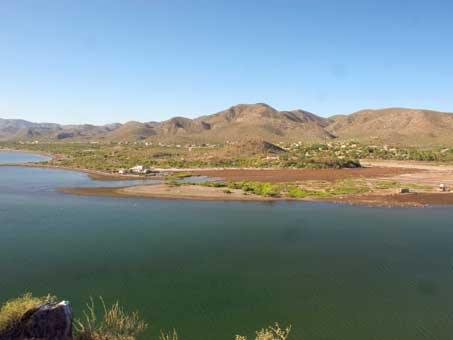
[57,183,453,207]
[3,150,453,207]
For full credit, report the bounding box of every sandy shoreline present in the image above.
[57,183,453,207]
[58,184,282,201]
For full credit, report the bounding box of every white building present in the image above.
[130,165,145,173]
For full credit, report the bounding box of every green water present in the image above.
[2,153,453,340]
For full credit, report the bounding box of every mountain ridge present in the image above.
[1,104,453,146]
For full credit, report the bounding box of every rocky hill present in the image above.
[1,104,453,146]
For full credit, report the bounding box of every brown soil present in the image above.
[189,167,420,183]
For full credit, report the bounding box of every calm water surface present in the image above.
[2,152,453,340]
[0,151,51,163]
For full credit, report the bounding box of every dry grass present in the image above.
[236,323,292,340]
[0,292,56,334]
[74,297,147,340]
[160,329,179,340]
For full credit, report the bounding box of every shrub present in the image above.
[286,185,312,198]
[0,293,57,333]
[227,182,283,197]
[200,181,227,188]
[74,297,147,340]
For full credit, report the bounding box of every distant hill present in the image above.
[327,108,453,146]
[1,104,453,146]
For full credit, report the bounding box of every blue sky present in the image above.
[1,0,452,124]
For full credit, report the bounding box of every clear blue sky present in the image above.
[1,0,452,124]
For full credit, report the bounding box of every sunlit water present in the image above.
[2,152,453,340]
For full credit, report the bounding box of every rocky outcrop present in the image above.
[1,301,72,340]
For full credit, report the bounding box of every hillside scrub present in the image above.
[1,141,362,171]
[4,140,453,174]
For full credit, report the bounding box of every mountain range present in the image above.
[1,103,453,146]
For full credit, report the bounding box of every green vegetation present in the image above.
[0,293,56,334]
[374,180,402,189]
[196,181,348,198]
[0,293,292,340]
[286,185,327,198]
[327,179,369,195]
[176,176,432,200]
[0,141,362,171]
[2,140,453,174]
[227,182,283,197]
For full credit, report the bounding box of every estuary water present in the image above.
[2,152,453,340]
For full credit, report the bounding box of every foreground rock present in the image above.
[1,301,72,340]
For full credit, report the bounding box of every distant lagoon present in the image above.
[2,151,453,340]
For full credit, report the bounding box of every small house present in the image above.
[398,188,410,194]
[118,168,128,175]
